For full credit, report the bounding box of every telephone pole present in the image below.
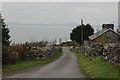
[59,38,61,44]
[81,19,84,53]
[81,19,83,45]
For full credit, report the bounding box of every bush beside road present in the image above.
[3,49,63,73]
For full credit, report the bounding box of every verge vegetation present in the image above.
[72,50,120,79]
[3,50,63,72]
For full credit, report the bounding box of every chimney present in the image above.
[117,29,119,33]
[102,24,114,30]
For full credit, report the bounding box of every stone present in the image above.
[23,46,61,59]
[82,43,120,65]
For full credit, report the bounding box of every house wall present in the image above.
[90,30,120,44]
[105,30,120,43]
[90,34,106,44]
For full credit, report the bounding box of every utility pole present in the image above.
[0,14,1,27]
[55,39,57,45]
[81,19,84,53]
[59,38,61,45]
[81,19,83,45]
[0,13,1,80]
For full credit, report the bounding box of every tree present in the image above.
[70,24,94,45]
[1,14,11,65]
[1,15,11,46]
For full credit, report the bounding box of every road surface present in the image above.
[3,47,86,78]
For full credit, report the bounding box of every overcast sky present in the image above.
[2,2,118,26]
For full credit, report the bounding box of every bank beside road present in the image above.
[72,50,120,79]
[3,46,63,73]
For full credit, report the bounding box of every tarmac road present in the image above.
[4,47,86,78]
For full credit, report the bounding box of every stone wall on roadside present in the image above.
[83,44,104,56]
[23,46,61,59]
[82,43,120,65]
[103,43,120,65]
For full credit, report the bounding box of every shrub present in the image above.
[2,46,9,65]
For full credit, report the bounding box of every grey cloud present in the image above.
[2,2,118,25]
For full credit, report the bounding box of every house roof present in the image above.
[89,28,120,40]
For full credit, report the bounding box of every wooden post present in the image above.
[81,19,84,53]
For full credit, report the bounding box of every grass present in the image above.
[72,50,120,79]
[3,50,63,72]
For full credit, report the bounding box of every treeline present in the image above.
[60,41,73,46]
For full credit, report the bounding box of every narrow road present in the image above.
[4,47,86,78]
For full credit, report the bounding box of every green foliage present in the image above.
[1,18,11,46]
[2,46,9,65]
[3,49,63,72]
[2,40,52,65]
[2,46,18,65]
[1,15,11,65]
[73,51,120,78]
[61,41,73,46]
[24,41,48,47]
[70,24,94,45]
[9,54,18,64]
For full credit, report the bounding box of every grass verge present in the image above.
[72,50,120,79]
[3,50,63,72]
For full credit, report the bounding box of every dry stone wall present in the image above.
[103,43,120,65]
[82,43,120,65]
[23,46,61,59]
[83,44,104,56]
